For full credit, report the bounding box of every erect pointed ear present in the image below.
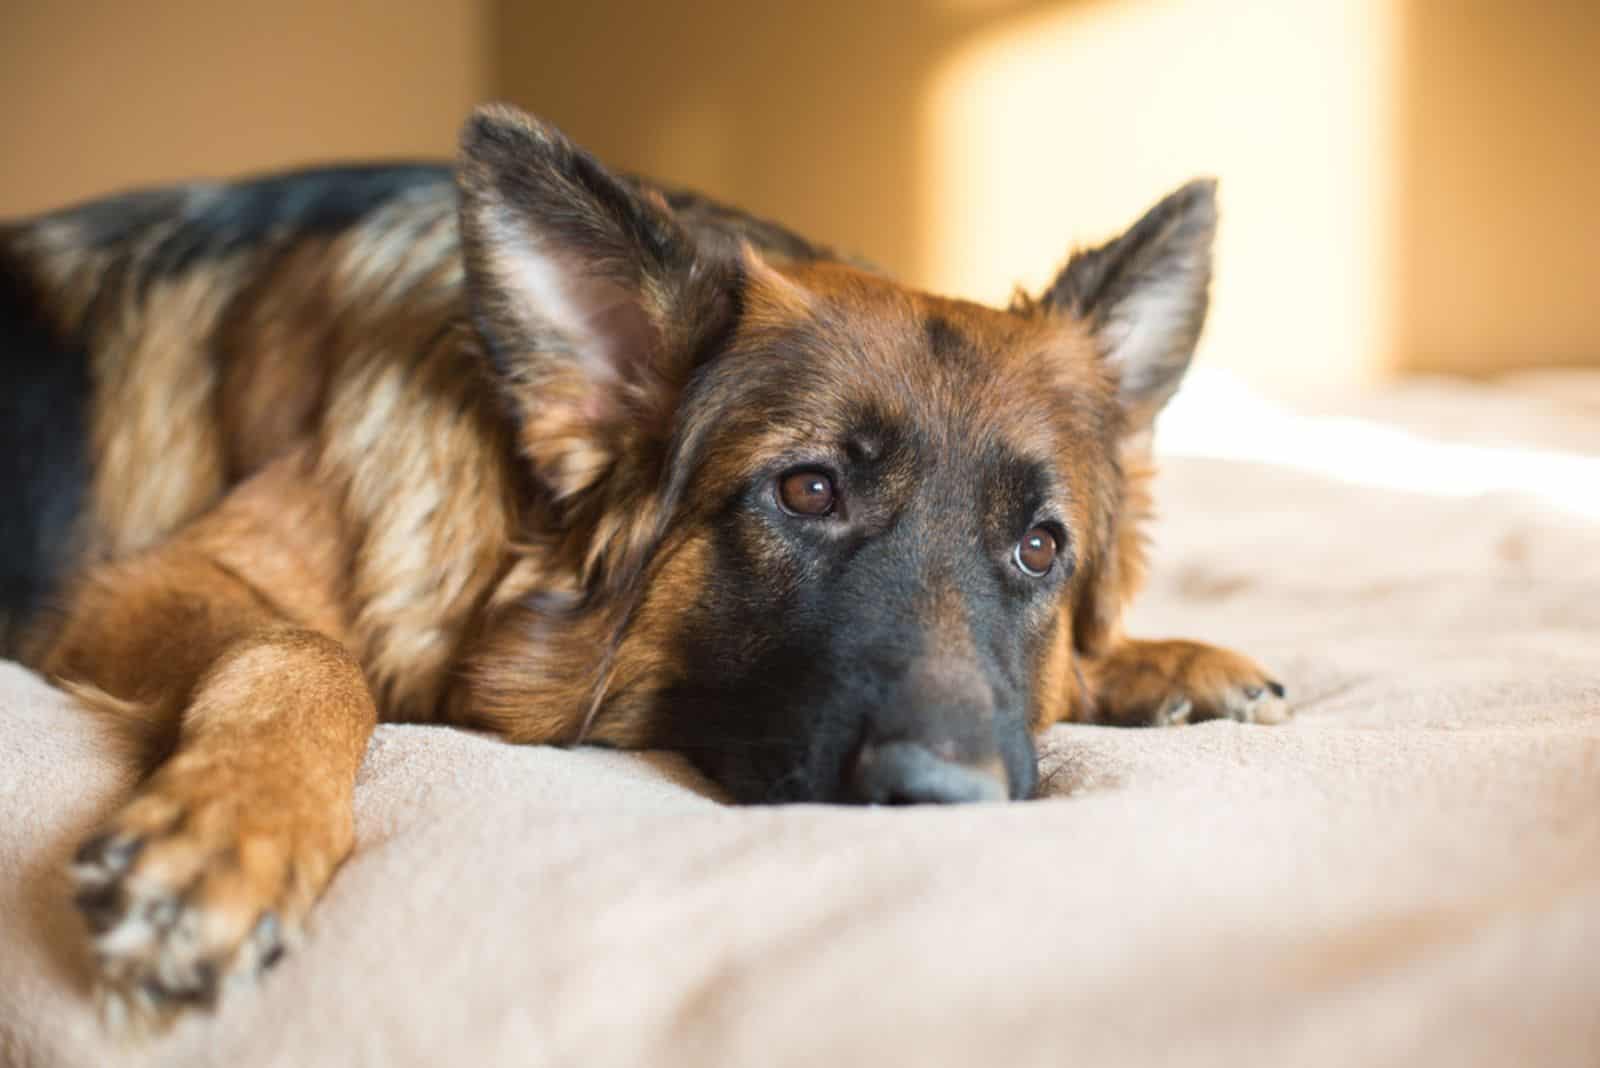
[456,104,735,503]
[1039,179,1217,428]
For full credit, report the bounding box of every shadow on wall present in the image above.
[1394,0,1600,377]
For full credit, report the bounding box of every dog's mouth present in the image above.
[670,719,1033,807]
[845,740,1009,804]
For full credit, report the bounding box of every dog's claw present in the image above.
[70,782,313,1035]
[1088,639,1293,727]
[1233,688,1292,725]
[1158,696,1194,725]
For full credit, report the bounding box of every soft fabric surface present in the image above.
[3,374,1598,1067]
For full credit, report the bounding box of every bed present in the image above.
[3,371,1597,1067]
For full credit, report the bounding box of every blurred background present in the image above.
[4,0,1598,397]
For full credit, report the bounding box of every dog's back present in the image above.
[0,162,831,653]
[0,165,452,648]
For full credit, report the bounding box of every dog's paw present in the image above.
[68,770,334,1034]
[1087,638,1290,727]
[1147,677,1289,726]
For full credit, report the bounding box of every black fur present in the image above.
[923,314,972,366]
[648,181,834,264]
[0,250,91,654]
[654,399,1056,804]
[57,163,451,290]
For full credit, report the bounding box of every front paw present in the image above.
[1089,638,1290,727]
[69,770,338,1033]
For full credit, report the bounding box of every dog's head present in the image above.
[456,105,1214,804]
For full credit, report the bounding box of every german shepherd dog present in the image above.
[0,104,1287,1029]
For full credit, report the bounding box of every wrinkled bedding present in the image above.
[2,372,1597,1067]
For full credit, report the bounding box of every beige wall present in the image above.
[0,0,489,215]
[1396,0,1600,376]
[4,1,1597,385]
[493,0,1062,286]
[495,0,1600,391]
[919,0,1399,395]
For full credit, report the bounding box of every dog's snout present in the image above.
[847,740,1007,805]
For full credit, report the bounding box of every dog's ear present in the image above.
[456,104,734,503]
[1038,179,1216,428]
[1038,182,1214,659]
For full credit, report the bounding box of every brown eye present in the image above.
[1014,527,1058,577]
[778,470,837,516]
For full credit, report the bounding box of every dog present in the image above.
[0,103,1288,1030]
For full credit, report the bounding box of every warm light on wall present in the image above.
[6,1,1597,384]
[921,0,1400,395]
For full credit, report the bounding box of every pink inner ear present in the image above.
[576,287,660,421]
[493,226,662,426]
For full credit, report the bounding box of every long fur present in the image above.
[0,104,1285,1032]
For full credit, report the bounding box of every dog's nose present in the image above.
[847,740,1007,805]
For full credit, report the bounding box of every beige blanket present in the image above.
[3,374,1598,1067]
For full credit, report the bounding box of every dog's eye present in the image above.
[778,469,837,517]
[1014,527,1058,577]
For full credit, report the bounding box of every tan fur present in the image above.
[88,266,241,557]
[49,454,374,1030]
[1080,638,1290,726]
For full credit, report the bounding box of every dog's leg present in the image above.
[1081,638,1290,727]
[44,455,374,1032]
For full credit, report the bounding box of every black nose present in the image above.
[847,740,1007,805]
